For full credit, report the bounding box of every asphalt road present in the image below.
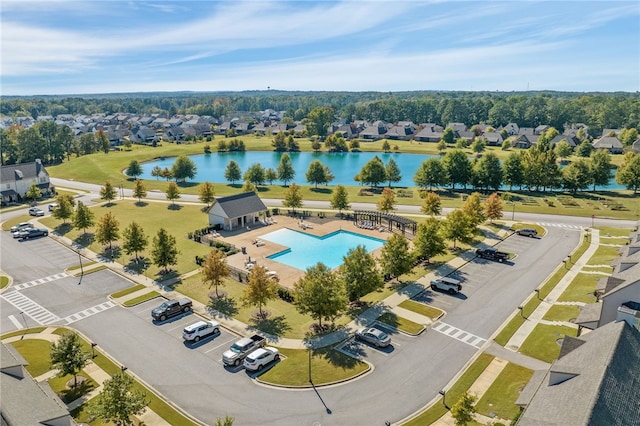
[1,214,580,425]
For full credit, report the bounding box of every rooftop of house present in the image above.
[209,191,267,218]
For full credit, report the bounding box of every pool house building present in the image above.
[207,191,268,231]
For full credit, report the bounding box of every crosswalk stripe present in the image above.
[64,301,116,325]
[432,321,486,349]
[0,291,61,325]
[11,272,69,291]
[536,222,582,230]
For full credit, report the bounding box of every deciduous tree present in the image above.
[50,331,89,388]
[616,152,640,193]
[462,192,485,226]
[451,391,477,426]
[25,182,41,203]
[443,209,473,249]
[126,160,142,180]
[53,194,75,223]
[377,187,395,213]
[380,233,413,283]
[171,155,197,182]
[330,184,350,215]
[442,149,471,189]
[165,182,180,205]
[243,163,265,186]
[151,228,178,273]
[359,156,386,188]
[306,160,327,188]
[73,201,94,234]
[97,129,110,154]
[295,262,347,327]
[90,372,148,426]
[100,181,118,204]
[122,222,148,261]
[385,158,402,187]
[95,211,119,252]
[242,265,279,318]
[277,153,295,186]
[202,249,230,299]
[224,160,242,184]
[562,159,592,193]
[414,158,447,190]
[412,218,446,263]
[339,246,383,302]
[502,152,525,190]
[421,191,442,216]
[282,183,303,213]
[132,179,146,203]
[305,106,334,139]
[265,168,277,185]
[198,181,215,207]
[554,139,573,161]
[590,149,612,190]
[484,193,503,223]
[151,165,162,180]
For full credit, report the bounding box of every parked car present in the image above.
[243,347,280,371]
[10,222,32,233]
[430,277,462,294]
[222,335,266,367]
[475,248,509,262]
[20,228,48,239]
[151,298,192,321]
[182,320,220,343]
[48,203,59,212]
[28,207,45,217]
[355,327,391,347]
[516,228,538,237]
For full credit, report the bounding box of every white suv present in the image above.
[182,320,220,342]
[243,347,279,371]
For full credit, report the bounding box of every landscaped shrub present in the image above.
[278,287,295,303]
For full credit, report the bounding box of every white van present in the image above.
[430,277,462,294]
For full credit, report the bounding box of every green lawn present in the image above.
[0,326,47,340]
[399,299,443,319]
[557,273,599,304]
[48,372,99,404]
[404,353,495,426]
[67,261,97,271]
[258,346,369,387]
[586,245,621,266]
[475,362,534,420]
[40,200,212,279]
[377,312,425,335]
[123,291,161,307]
[595,226,633,237]
[519,324,578,363]
[110,284,146,298]
[0,275,9,289]
[8,339,53,377]
[542,304,580,322]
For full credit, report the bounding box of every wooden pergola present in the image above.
[353,210,417,238]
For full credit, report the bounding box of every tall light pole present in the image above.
[511,202,517,220]
[19,311,28,339]
[77,248,84,285]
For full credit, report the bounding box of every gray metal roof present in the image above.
[517,321,640,425]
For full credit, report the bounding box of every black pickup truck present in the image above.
[151,298,192,321]
[475,248,509,263]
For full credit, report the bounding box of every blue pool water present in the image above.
[261,228,385,271]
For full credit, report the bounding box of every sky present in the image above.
[1,0,639,96]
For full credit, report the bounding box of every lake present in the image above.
[139,151,623,190]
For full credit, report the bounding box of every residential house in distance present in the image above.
[515,320,640,425]
[0,159,54,204]
[0,342,75,426]
[207,191,268,231]
[358,120,388,141]
[592,135,624,154]
[414,123,443,142]
[385,121,416,140]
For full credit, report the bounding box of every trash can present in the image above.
[241,246,247,255]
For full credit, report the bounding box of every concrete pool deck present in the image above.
[214,213,391,289]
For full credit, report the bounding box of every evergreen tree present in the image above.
[125,160,143,179]
[385,158,402,187]
[151,228,178,273]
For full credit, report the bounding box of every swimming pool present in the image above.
[261,228,385,271]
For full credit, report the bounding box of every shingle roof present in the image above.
[517,321,640,426]
[210,191,267,218]
[0,160,47,183]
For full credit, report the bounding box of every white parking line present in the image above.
[8,315,23,329]
[205,337,236,353]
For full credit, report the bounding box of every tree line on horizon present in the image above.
[2,91,639,134]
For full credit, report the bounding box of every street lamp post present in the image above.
[518,305,527,319]
[439,390,449,410]
[511,202,517,220]
[19,311,28,339]
[77,249,84,285]
[308,348,312,384]
[91,343,97,358]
